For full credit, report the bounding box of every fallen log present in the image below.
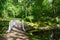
[38,26,60,30]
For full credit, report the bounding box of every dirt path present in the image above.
[5,26,29,40]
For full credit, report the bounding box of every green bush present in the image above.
[0,21,9,34]
[0,21,9,27]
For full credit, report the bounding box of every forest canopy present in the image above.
[0,0,60,27]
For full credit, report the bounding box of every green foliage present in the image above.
[0,0,60,40]
[28,30,60,40]
[0,21,8,34]
[0,0,60,28]
[0,21,9,27]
